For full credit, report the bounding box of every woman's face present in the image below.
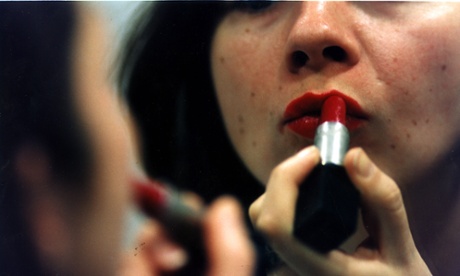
[212,2,460,187]
[65,6,134,274]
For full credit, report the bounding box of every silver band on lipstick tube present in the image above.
[314,122,349,165]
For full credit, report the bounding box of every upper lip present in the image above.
[282,90,368,125]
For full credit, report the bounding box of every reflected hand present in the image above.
[118,196,255,276]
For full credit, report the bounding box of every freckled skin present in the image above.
[211,6,460,272]
[211,2,460,188]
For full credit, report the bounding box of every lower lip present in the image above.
[286,116,365,139]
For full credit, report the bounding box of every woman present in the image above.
[121,2,460,275]
[0,3,254,275]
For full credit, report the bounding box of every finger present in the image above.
[344,148,416,260]
[204,196,255,276]
[137,220,188,273]
[251,146,348,275]
[149,238,189,272]
[252,146,320,240]
[248,193,264,226]
[268,238,346,276]
[180,191,205,213]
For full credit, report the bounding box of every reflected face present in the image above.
[68,6,132,275]
[212,2,460,187]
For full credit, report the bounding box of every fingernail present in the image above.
[354,149,375,178]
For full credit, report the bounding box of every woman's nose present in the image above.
[286,2,361,74]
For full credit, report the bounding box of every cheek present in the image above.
[212,30,278,103]
[368,16,460,129]
[212,28,273,137]
[379,54,460,184]
[211,27,287,182]
[74,90,132,274]
[347,17,460,184]
[88,90,131,217]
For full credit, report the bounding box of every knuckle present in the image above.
[381,187,404,213]
[376,174,404,212]
[270,162,290,180]
[254,212,286,239]
[248,203,259,222]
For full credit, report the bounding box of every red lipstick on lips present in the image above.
[132,179,206,275]
[294,96,359,253]
[283,90,366,139]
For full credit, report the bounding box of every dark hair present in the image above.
[120,3,291,273]
[120,2,264,208]
[0,3,92,274]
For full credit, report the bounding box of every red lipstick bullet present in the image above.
[294,96,359,253]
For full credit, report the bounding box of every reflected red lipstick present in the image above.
[294,96,359,253]
[132,179,206,275]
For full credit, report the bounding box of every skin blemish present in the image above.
[406,133,411,139]
[412,119,418,126]
[251,92,256,98]
[238,115,245,134]
[278,86,283,91]
[390,144,396,150]
[134,242,146,256]
[441,64,447,71]
[245,28,251,33]
[252,141,257,147]
[220,56,225,64]
[425,118,430,124]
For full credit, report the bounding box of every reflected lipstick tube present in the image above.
[294,96,359,253]
[132,179,206,275]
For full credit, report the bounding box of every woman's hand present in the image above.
[118,196,255,276]
[249,146,431,275]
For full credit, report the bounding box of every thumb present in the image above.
[344,148,416,260]
[204,197,255,276]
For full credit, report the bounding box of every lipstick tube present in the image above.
[293,96,359,253]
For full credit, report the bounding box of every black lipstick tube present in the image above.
[293,96,360,253]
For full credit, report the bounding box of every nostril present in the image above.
[323,46,347,62]
[292,51,309,67]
